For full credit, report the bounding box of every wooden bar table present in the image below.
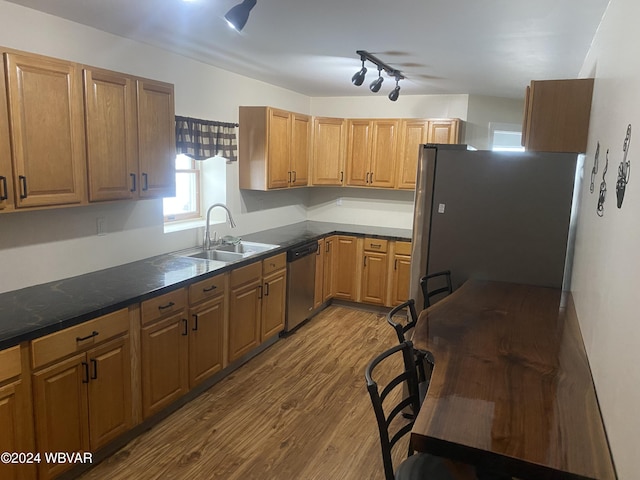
[410,280,616,480]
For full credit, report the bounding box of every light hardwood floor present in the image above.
[79,305,406,480]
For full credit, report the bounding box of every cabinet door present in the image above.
[137,79,175,198]
[267,108,291,189]
[346,120,371,186]
[370,120,399,188]
[323,236,337,301]
[427,119,460,144]
[290,113,310,186]
[361,251,389,305]
[391,254,412,306]
[5,52,86,208]
[334,236,359,301]
[84,68,138,202]
[189,295,225,388]
[0,380,35,480]
[314,239,325,308]
[397,120,428,190]
[141,313,189,419]
[0,55,14,211]
[86,335,132,450]
[33,353,90,480]
[228,276,262,362]
[261,269,286,340]
[311,117,345,185]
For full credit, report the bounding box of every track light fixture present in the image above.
[388,75,401,102]
[369,67,384,92]
[225,0,257,32]
[351,50,404,101]
[351,56,367,86]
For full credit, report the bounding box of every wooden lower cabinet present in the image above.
[390,241,412,306]
[333,236,360,301]
[141,313,189,418]
[360,238,389,306]
[32,336,131,480]
[261,266,286,340]
[228,263,263,363]
[0,345,36,480]
[188,294,225,388]
[314,238,325,308]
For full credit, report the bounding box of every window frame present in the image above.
[163,155,201,223]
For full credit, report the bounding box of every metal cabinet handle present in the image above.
[292,170,297,183]
[264,282,270,296]
[130,173,137,192]
[182,318,188,336]
[76,331,99,342]
[90,359,98,380]
[202,285,217,293]
[365,172,370,184]
[142,172,149,191]
[288,171,292,183]
[258,285,263,299]
[370,172,373,183]
[192,314,199,331]
[370,243,382,248]
[19,175,27,199]
[394,259,398,270]
[81,362,90,384]
[158,301,175,310]
[340,171,344,183]
[363,255,367,267]
[0,176,7,201]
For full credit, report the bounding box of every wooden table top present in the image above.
[410,280,616,480]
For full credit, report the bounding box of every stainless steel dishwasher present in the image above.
[285,241,318,333]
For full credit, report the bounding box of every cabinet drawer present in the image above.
[141,288,187,325]
[364,238,388,253]
[0,345,21,383]
[31,308,129,369]
[189,273,226,305]
[230,261,262,288]
[262,253,286,275]
[395,241,412,256]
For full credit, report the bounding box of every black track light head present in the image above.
[369,69,384,92]
[388,76,401,101]
[352,58,367,86]
[225,0,257,32]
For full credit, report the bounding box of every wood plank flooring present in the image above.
[78,305,407,480]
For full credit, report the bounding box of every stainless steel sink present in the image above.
[175,241,279,263]
[214,241,280,255]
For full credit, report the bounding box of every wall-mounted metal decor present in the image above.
[590,141,600,194]
[597,149,609,217]
[616,124,632,208]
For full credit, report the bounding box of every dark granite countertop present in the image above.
[0,221,411,350]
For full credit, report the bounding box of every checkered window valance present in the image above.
[175,116,239,161]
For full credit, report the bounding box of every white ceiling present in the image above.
[6,0,609,99]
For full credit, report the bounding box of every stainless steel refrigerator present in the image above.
[409,144,582,305]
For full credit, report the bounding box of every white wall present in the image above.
[571,0,640,477]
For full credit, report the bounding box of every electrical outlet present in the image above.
[438,203,446,214]
[96,217,107,236]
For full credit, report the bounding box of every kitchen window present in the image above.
[163,154,200,222]
[490,122,525,152]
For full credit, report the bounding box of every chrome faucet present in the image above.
[204,203,236,250]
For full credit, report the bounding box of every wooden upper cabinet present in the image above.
[346,119,372,186]
[397,120,429,190]
[266,108,291,189]
[137,79,176,198]
[239,106,311,190]
[84,68,138,202]
[426,118,461,144]
[290,113,310,187]
[522,78,594,153]
[346,119,399,188]
[0,55,13,212]
[311,117,345,186]
[370,119,399,188]
[4,52,86,208]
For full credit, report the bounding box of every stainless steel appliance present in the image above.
[285,241,318,332]
[409,144,581,304]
